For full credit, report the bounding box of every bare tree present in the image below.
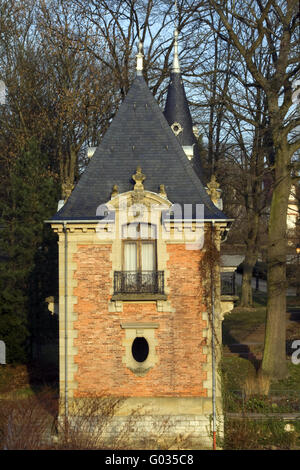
[37,0,119,196]
[0,0,120,198]
[208,0,300,379]
[67,0,209,102]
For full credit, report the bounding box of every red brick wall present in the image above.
[72,243,207,397]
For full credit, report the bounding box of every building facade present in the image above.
[49,39,233,449]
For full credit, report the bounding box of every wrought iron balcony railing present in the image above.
[221,272,236,296]
[114,271,165,295]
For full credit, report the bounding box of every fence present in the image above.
[224,389,300,416]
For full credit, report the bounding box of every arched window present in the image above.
[122,223,157,272]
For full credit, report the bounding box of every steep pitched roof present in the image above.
[164,72,195,147]
[51,75,228,221]
[163,72,205,181]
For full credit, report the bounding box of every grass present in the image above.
[223,417,300,450]
[221,356,256,392]
[253,291,300,308]
[0,287,299,449]
[222,306,266,346]
[222,285,300,395]
[223,287,300,350]
[0,364,29,395]
[0,362,58,400]
[222,286,268,346]
[269,362,300,394]
[221,287,300,449]
[287,297,300,306]
[3,386,35,399]
[221,356,300,449]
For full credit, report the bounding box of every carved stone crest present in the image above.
[132,166,145,190]
[132,166,146,204]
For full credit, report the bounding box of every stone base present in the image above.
[57,397,224,449]
[99,414,216,449]
[57,414,217,449]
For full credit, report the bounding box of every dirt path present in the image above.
[223,307,300,362]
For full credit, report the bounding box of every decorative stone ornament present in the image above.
[136,40,144,75]
[131,166,146,204]
[62,181,74,201]
[111,184,119,198]
[171,121,183,136]
[207,174,221,205]
[132,166,145,190]
[159,184,167,198]
[172,27,180,73]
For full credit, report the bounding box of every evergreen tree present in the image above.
[0,139,59,363]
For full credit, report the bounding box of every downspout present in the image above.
[211,220,216,450]
[63,222,68,425]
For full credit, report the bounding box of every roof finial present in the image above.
[132,166,146,190]
[206,174,221,206]
[172,1,180,73]
[136,30,144,75]
[172,29,180,73]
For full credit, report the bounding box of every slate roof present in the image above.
[51,75,228,221]
[163,72,204,181]
[164,72,195,147]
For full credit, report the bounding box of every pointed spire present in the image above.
[172,1,180,73]
[172,28,180,73]
[163,0,205,181]
[136,39,144,76]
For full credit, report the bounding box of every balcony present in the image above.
[221,272,236,296]
[112,271,166,301]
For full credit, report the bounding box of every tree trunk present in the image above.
[261,140,291,380]
[240,251,258,307]
[240,213,259,307]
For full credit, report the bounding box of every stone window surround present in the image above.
[121,322,159,377]
[107,190,173,309]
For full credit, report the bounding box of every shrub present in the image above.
[223,418,298,450]
[0,388,57,449]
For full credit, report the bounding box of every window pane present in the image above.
[140,224,156,239]
[122,223,139,239]
[132,337,149,362]
[141,243,155,271]
[124,243,137,271]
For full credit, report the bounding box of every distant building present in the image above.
[287,184,299,231]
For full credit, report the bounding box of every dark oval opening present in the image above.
[132,337,149,363]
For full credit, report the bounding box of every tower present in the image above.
[164,28,204,181]
[47,41,232,449]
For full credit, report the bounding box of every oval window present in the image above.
[132,337,149,363]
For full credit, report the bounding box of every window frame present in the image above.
[122,223,157,272]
